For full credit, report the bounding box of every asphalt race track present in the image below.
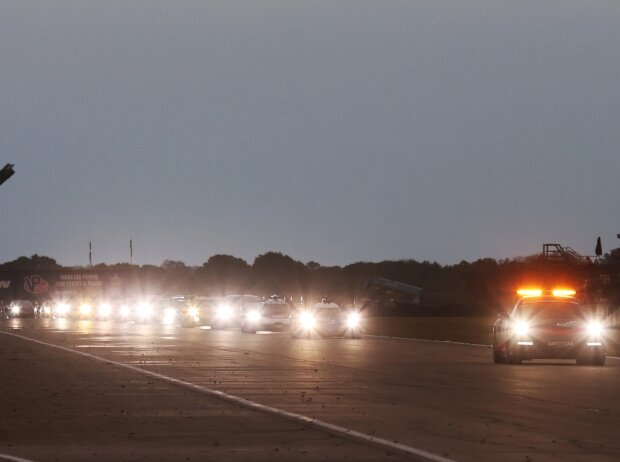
[1,318,619,462]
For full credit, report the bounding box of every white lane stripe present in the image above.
[0,454,37,462]
[1,331,456,462]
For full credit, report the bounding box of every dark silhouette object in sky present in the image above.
[0,164,15,186]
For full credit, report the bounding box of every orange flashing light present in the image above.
[517,289,542,297]
[551,289,576,297]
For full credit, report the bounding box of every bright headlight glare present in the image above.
[138,303,152,318]
[216,305,232,320]
[163,308,176,324]
[56,303,70,315]
[80,303,92,315]
[119,305,131,317]
[99,303,112,316]
[247,310,261,322]
[587,321,603,337]
[187,306,199,317]
[513,320,530,336]
[300,312,315,329]
[346,312,361,329]
[11,306,20,313]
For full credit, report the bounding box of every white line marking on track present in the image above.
[1,330,456,462]
[0,454,37,462]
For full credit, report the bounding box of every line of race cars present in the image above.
[2,287,611,362]
[1,294,365,339]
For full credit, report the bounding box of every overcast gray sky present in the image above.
[1,1,618,267]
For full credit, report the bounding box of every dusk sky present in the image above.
[1,1,619,267]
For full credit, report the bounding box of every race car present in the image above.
[493,289,606,365]
[51,300,72,319]
[37,301,55,318]
[213,295,261,329]
[5,300,36,318]
[96,301,115,320]
[159,296,203,327]
[290,301,363,339]
[240,296,291,333]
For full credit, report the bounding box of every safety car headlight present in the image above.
[299,312,315,329]
[346,312,361,329]
[513,320,530,336]
[587,321,603,337]
[246,309,261,322]
[11,306,20,314]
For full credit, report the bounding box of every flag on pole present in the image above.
[130,239,133,264]
[89,241,93,267]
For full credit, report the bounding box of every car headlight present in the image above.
[137,302,153,318]
[513,320,530,336]
[80,303,92,315]
[187,306,199,318]
[98,303,112,317]
[10,306,20,314]
[246,309,261,323]
[587,321,603,337]
[346,312,361,329]
[216,305,232,320]
[56,303,70,315]
[163,308,176,324]
[299,312,315,329]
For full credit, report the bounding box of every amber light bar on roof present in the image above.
[551,289,576,297]
[516,288,576,297]
[517,289,542,297]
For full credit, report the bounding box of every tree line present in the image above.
[2,251,619,314]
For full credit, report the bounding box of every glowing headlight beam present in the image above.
[512,320,530,336]
[216,305,233,320]
[162,308,177,325]
[79,303,92,315]
[587,321,603,337]
[187,306,199,318]
[346,312,361,329]
[246,310,261,323]
[55,303,70,316]
[299,312,315,329]
[98,303,112,317]
[137,302,153,319]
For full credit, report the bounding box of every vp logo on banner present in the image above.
[24,275,49,295]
